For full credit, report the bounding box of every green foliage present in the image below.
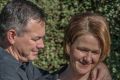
[0,0,8,11]
[0,0,120,79]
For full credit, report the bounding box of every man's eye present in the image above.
[32,38,40,41]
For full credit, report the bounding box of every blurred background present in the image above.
[0,0,120,79]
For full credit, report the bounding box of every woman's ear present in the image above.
[6,29,17,44]
[66,44,70,55]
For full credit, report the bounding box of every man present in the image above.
[0,0,48,80]
[0,0,111,80]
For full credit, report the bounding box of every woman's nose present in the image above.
[84,51,93,64]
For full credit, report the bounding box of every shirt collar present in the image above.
[0,47,23,70]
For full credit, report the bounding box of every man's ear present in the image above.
[6,29,17,44]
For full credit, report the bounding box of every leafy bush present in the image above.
[0,0,120,79]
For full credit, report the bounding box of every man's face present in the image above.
[13,19,45,62]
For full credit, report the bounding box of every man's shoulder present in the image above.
[0,61,20,80]
[0,58,18,73]
[36,69,55,80]
[0,47,20,70]
[32,65,49,76]
[38,68,49,75]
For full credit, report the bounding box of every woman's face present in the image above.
[68,34,101,75]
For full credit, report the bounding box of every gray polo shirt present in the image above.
[0,47,49,80]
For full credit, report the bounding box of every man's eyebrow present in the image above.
[32,36,45,39]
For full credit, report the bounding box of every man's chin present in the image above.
[28,56,38,61]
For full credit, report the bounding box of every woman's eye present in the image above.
[92,51,100,55]
[78,48,88,53]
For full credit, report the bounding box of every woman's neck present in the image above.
[59,64,90,80]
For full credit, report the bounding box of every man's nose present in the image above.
[37,39,44,49]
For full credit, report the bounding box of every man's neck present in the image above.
[5,46,19,61]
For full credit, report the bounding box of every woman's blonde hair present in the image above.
[64,12,111,61]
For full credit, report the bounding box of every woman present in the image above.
[54,12,111,80]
